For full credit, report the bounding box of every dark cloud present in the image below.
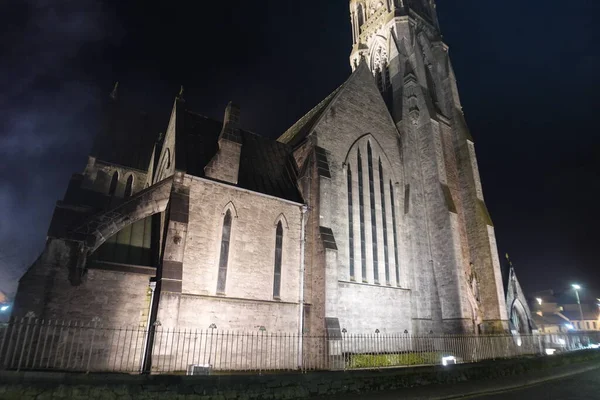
[0,0,119,295]
[0,0,598,301]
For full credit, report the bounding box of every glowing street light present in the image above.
[536,298,543,305]
[572,284,585,327]
[0,305,9,312]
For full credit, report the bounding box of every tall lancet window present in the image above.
[367,143,379,284]
[108,171,119,196]
[357,150,367,281]
[273,222,283,299]
[347,167,355,280]
[390,181,400,286]
[357,3,364,29]
[124,175,134,198]
[379,159,390,285]
[217,210,233,294]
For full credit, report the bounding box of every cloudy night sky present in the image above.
[0,0,598,301]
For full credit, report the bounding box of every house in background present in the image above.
[0,290,10,323]
[530,290,600,333]
[561,304,600,332]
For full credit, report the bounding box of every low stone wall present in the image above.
[1,350,600,400]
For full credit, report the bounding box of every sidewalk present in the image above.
[313,359,600,399]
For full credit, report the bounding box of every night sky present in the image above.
[1,1,598,302]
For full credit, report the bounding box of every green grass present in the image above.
[347,352,444,368]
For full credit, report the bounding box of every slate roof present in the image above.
[278,86,342,148]
[560,310,599,322]
[532,313,568,327]
[91,99,166,171]
[181,111,303,203]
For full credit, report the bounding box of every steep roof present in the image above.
[532,313,569,326]
[180,111,303,203]
[560,309,599,322]
[278,85,343,148]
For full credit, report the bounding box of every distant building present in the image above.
[530,290,600,332]
[0,290,9,323]
[561,304,600,332]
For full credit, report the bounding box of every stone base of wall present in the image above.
[1,350,600,400]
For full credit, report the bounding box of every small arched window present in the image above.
[357,3,364,28]
[124,175,134,198]
[273,222,283,299]
[108,171,119,196]
[217,210,233,294]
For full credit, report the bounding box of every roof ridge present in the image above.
[277,83,345,145]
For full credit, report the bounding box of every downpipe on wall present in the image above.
[298,205,308,370]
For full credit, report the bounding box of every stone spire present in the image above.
[110,82,119,100]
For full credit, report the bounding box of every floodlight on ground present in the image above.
[442,356,456,366]
[545,348,557,355]
[0,305,9,312]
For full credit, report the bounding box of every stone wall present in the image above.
[1,350,599,400]
[156,175,304,333]
[13,239,152,327]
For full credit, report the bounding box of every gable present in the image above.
[278,62,397,154]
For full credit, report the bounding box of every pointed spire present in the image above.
[177,85,185,102]
[110,82,119,100]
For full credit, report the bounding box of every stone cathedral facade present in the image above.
[13,0,509,336]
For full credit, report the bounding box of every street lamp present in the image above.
[572,284,585,328]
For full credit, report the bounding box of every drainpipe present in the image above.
[141,281,156,373]
[298,205,308,369]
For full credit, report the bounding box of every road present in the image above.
[317,367,600,400]
[468,368,600,399]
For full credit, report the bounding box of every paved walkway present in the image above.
[315,360,600,400]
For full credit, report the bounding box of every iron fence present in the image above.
[1,318,599,374]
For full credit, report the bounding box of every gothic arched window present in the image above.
[379,159,390,285]
[347,166,355,280]
[273,222,283,299]
[124,175,134,198]
[357,149,367,282]
[390,180,400,286]
[165,148,171,169]
[217,210,233,294]
[357,3,365,29]
[367,143,379,284]
[108,171,119,196]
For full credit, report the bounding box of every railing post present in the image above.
[86,318,100,373]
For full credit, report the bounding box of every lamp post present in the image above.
[572,284,584,329]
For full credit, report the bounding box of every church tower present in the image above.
[347,0,509,332]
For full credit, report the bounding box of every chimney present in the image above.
[204,102,243,184]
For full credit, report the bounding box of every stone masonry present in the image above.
[11,0,511,374]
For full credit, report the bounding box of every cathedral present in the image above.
[14,0,509,336]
